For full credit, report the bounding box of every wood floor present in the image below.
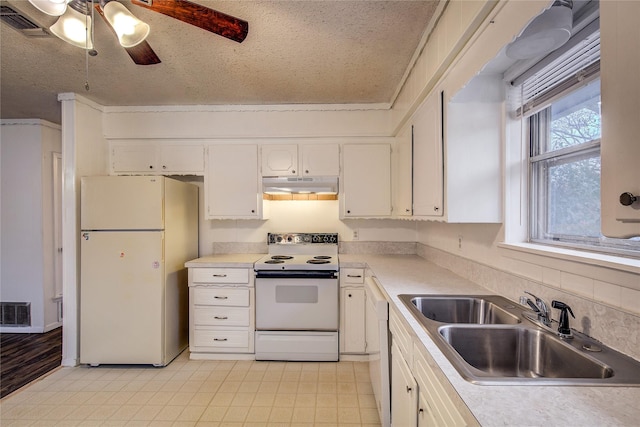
[0,327,62,398]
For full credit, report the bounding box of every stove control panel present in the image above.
[267,233,338,245]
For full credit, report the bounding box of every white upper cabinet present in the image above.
[409,76,502,223]
[300,144,340,176]
[393,123,413,217]
[261,144,298,176]
[261,143,339,177]
[341,144,391,218]
[412,88,444,218]
[111,141,204,175]
[206,144,262,219]
[600,1,640,238]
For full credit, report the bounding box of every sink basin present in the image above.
[439,325,613,380]
[398,293,640,386]
[407,295,520,325]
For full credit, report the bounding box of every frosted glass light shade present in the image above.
[28,0,68,17]
[506,2,572,60]
[103,1,149,48]
[50,7,93,49]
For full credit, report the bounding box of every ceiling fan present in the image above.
[28,0,248,65]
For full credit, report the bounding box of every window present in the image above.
[526,69,639,256]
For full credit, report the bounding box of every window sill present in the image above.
[497,242,640,275]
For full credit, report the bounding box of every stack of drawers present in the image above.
[188,267,254,358]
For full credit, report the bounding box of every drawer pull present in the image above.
[347,274,362,278]
[213,338,228,342]
[214,316,228,320]
[214,296,228,299]
[212,274,228,277]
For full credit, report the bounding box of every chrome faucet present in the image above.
[521,291,552,327]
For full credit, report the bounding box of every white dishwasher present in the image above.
[365,275,390,427]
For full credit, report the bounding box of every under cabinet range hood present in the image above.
[262,176,338,195]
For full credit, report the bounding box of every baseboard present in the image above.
[44,322,62,333]
[0,326,44,334]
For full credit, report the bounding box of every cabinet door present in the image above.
[159,145,205,174]
[112,144,158,173]
[340,287,366,354]
[301,144,340,176]
[391,342,418,427]
[412,89,444,217]
[206,144,260,218]
[417,391,438,427]
[261,144,298,176]
[342,144,391,217]
[393,124,413,217]
[600,1,640,237]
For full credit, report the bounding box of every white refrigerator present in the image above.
[80,176,198,366]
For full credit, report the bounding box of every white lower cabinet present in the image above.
[340,268,366,354]
[390,310,476,427]
[188,267,255,358]
[391,341,418,427]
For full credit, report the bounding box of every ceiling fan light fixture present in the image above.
[505,0,573,60]
[49,5,93,49]
[28,0,69,17]
[103,1,149,48]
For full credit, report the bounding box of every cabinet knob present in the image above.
[149,165,154,169]
[162,165,167,169]
[419,408,424,414]
[347,210,351,214]
[620,192,638,206]
[406,386,412,393]
[405,208,410,212]
[305,170,309,174]
[348,293,352,297]
[433,206,439,212]
[291,170,296,174]
[251,209,255,213]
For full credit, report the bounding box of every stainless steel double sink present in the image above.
[399,294,640,386]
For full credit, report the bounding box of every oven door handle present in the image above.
[255,270,338,279]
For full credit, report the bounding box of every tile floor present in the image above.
[0,351,382,426]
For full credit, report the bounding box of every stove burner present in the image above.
[271,255,293,260]
[264,259,285,264]
[307,259,330,264]
[313,255,332,260]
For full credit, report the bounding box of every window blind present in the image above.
[516,30,600,117]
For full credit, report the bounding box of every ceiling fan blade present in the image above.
[94,4,161,65]
[131,0,248,43]
[123,40,162,65]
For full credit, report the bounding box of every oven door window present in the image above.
[276,286,318,303]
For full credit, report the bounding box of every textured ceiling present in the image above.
[0,0,442,124]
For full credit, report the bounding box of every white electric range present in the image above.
[254,232,339,361]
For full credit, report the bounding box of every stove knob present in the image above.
[276,236,283,242]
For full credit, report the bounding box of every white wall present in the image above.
[59,94,109,366]
[1,119,61,332]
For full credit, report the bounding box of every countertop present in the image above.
[185,253,264,268]
[186,253,640,426]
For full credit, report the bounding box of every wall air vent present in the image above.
[0,302,31,326]
[0,5,51,37]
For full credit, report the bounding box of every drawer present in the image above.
[193,329,250,348]
[193,287,249,307]
[340,268,364,285]
[192,268,249,284]
[194,306,250,326]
